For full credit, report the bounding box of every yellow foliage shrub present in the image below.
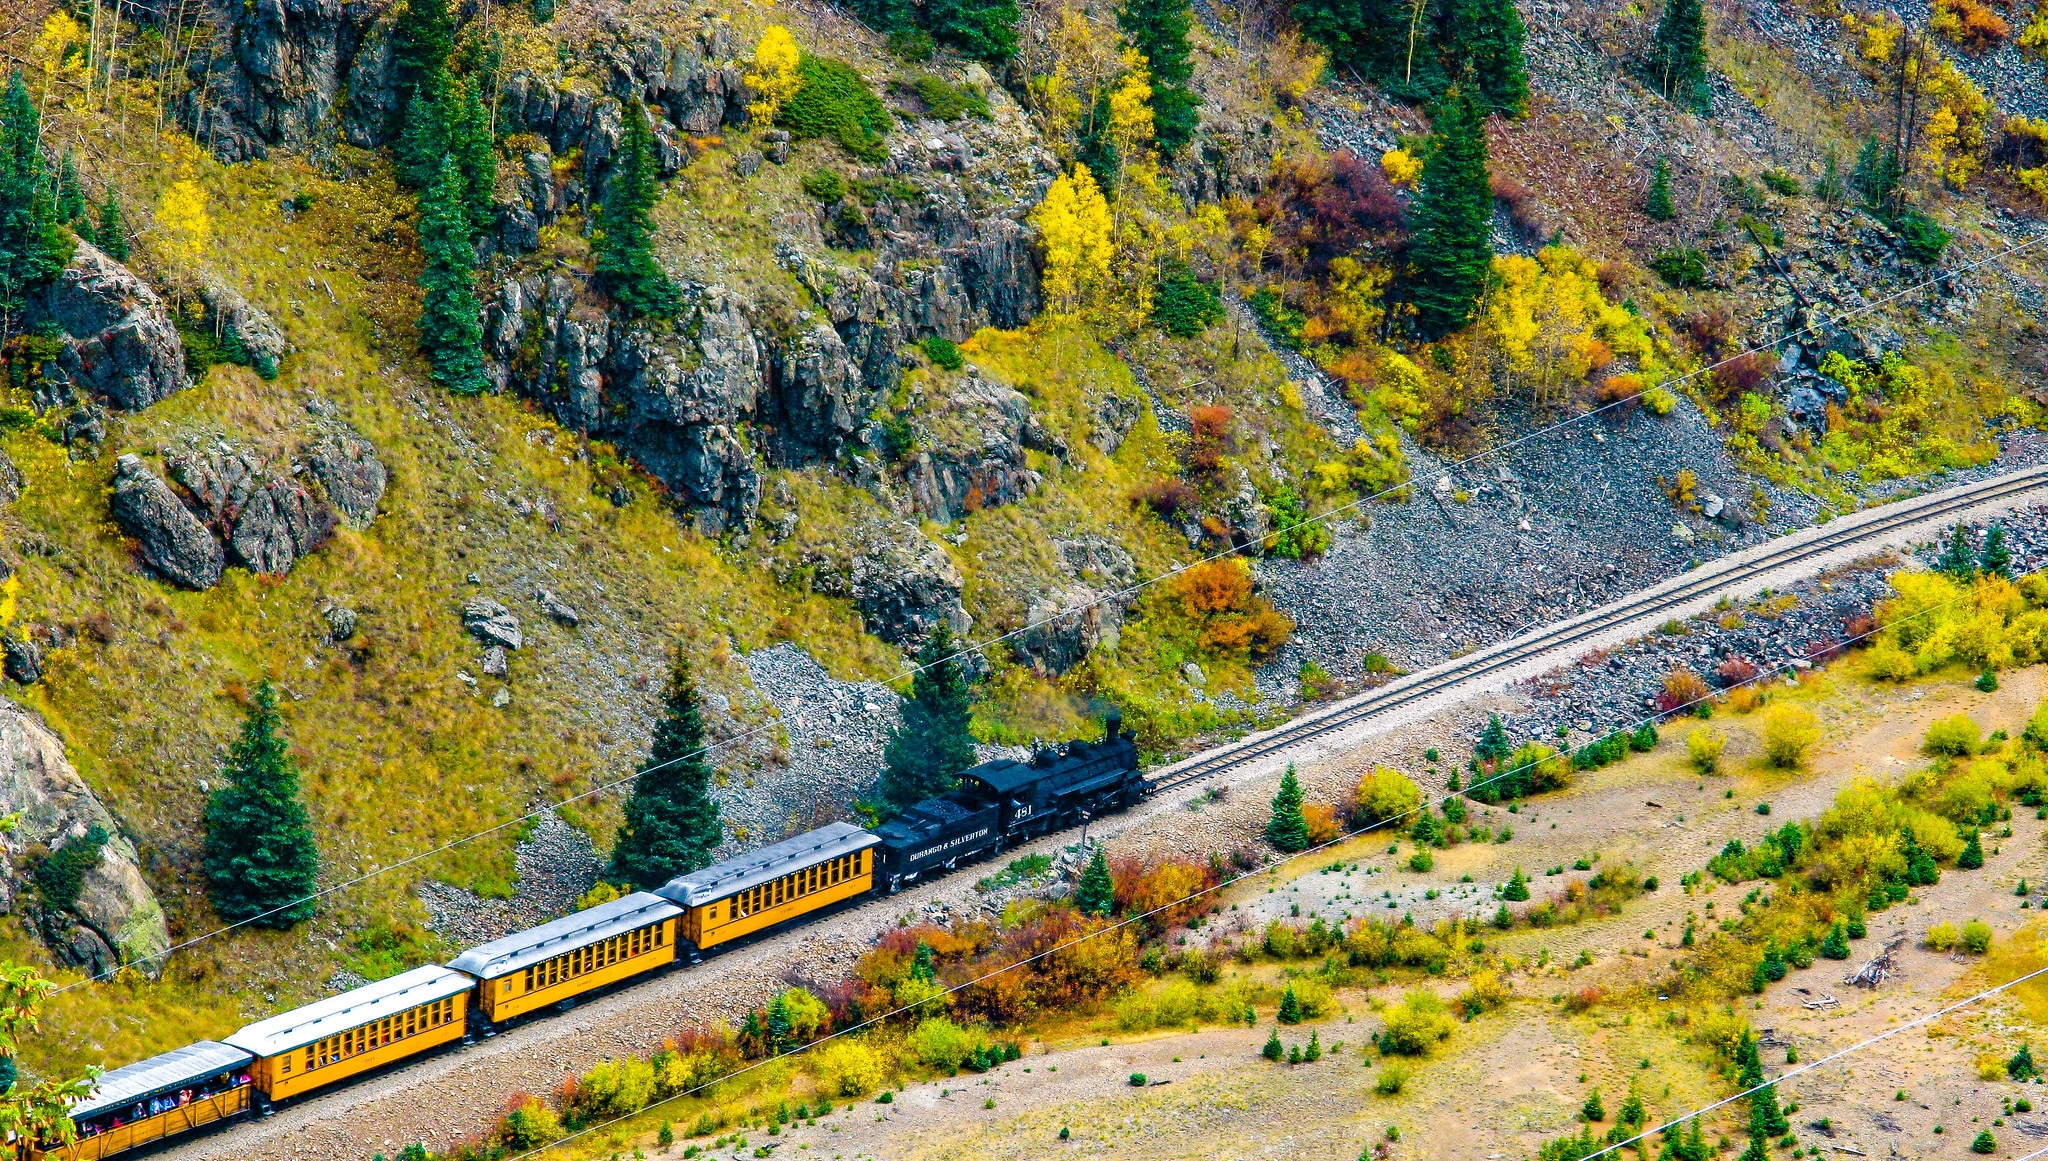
[1474,246,1664,410]
[1381,148,1423,186]
[1762,704,1820,768]
[809,1038,888,1096]
[1355,765,1421,827]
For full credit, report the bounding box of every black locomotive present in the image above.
[872,712,1146,891]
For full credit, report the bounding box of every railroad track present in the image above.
[1147,465,2048,796]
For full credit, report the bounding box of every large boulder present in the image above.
[110,454,223,590]
[226,476,336,575]
[0,698,168,977]
[30,243,190,411]
[306,428,387,529]
[903,370,1045,522]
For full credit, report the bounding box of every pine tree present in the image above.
[1502,866,1530,901]
[1852,136,1902,213]
[95,190,127,261]
[767,993,793,1051]
[1475,714,1512,765]
[1735,1031,1763,1089]
[1618,1087,1646,1128]
[853,0,919,32]
[1118,0,1201,153]
[1649,0,1710,114]
[1938,524,1978,578]
[1647,156,1675,220]
[594,99,681,318]
[0,71,71,335]
[1737,1135,1769,1161]
[416,156,488,395]
[1263,1027,1284,1060]
[396,67,453,190]
[924,0,1021,63]
[55,155,85,226]
[391,0,456,110]
[1411,807,1443,847]
[1267,765,1309,852]
[1305,1030,1322,1061]
[1980,523,2013,578]
[2009,1043,2038,1080]
[1747,1083,1788,1138]
[878,624,978,809]
[1286,1042,1302,1064]
[1076,844,1115,916]
[911,939,937,983]
[1278,984,1303,1024]
[1443,0,1529,116]
[608,650,726,889]
[1820,920,1850,959]
[1291,0,1421,91]
[1973,1130,1999,1155]
[1959,829,1984,870]
[203,682,321,927]
[449,76,499,231]
[1582,1087,1605,1122]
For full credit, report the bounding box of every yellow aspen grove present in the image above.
[745,25,803,126]
[1107,48,1155,163]
[156,176,214,266]
[1032,164,1114,314]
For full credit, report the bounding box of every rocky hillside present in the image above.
[0,0,2043,1085]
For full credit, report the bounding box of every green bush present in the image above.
[780,56,893,161]
[1893,208,1950,264]
[1648,248,1709,288]
[1760,169,1801,196]
[34,825,109,912]
[922,335,964,370]
[1962,918,1993,954]
[912,74,989,120]
[1153,271,1223,337]
[801,169,848,203]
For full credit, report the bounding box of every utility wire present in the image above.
[52,229,2046,993]
[495,557,2048,1160]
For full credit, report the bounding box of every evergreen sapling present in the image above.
[608,651,726,888]
[1076,845,1115,916]
[1267,765,1309,852]
[203,682,321,927]
[878,624,978,809]
[1647,156,1675,220]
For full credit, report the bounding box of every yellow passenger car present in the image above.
[449,891,682,1023]
[656,822,878,952]
[225,966,473,1102]
[33,1041,254,1160]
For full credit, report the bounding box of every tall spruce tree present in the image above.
[1118,0,1201,153]
[1406,84,1493,339]
[417,156,488,395]
[608,651,725,889]
[853,0,919,32]
[449,76,499,230]
[0,71,71,337]
[55,155,85,227]
[391,0,456,113]
[878,624,978,809]
[203,682,321,927]
[594,100,680,318]
[1267,765,1309,852]
[1076,844,1115,916]
[1442,0,1529,116]
[1649,0,1710,114]
[1647,156,1676,220]
[396,67,454,190]
[1291,0,1417,91]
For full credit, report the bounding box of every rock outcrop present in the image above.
[0,698,168,977]
[306,428,388,528]
[226,477,336,575]
[800,520,971,645]
[463,599,524,650]
[200,278,289,378]
[1009,539,1138,674]
[28,243,190,412]
[903,369,1048,522]
[110,454,225,590]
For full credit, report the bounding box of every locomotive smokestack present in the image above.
[1104,709,1122,740]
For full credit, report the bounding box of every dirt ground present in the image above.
[728,669,2048,1161]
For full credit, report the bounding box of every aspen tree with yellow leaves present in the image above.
[746,26,804,126]
[1032,164,1115,314]
[155,177,213,267]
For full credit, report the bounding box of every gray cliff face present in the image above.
[0,699,169,977]
[111,454,226,591]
